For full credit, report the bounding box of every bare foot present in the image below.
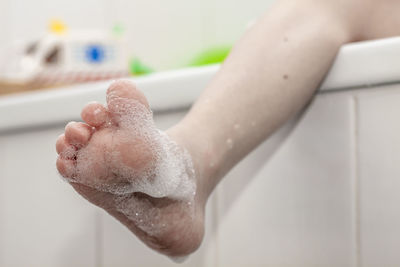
[56,80,206,257]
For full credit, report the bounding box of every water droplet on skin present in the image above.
[135,212,139,216]
[226,138,234,149]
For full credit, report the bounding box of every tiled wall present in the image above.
[0,0,275,70]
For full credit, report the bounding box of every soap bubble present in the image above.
[69,96,196,206]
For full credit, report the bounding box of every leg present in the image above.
[56,0,399,258]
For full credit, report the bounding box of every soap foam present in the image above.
[114,194,165,235]
[66,96,196,201]
[60,146,76,159]
[114,192,194,237]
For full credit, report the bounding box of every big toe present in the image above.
[106,80,150,123]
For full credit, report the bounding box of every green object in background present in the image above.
[189,46,231,66]
[130,58,154,75]
[112,23,125,37]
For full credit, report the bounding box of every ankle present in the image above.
[166,123,219,202]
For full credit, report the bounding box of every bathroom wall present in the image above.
[0,0,276,70]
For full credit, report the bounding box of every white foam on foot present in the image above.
[114,192,194,237]
[60,146,76,159]
[65,96,196,201]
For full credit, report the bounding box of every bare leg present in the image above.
[56,0,399,258]
[170,0,355,198]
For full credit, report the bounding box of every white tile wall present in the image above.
[105,0,206,70]
[356,85,400,266]
[216,93,357,267]
[0,1,8,51]
[0,0,277,70]
[5,0,109,41]
[0,127,98,267]
[208,0,275,46]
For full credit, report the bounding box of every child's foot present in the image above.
[56,80,206,257]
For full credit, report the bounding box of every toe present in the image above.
[56,157,76,178]
[106,80,150,121]
[56,134,67,154]
[81,102,108,127]
[56,134,77,159]
[65,122,93,147]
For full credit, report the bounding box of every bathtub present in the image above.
[1,37,400,266]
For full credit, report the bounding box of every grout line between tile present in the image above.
[352,95,361,267]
